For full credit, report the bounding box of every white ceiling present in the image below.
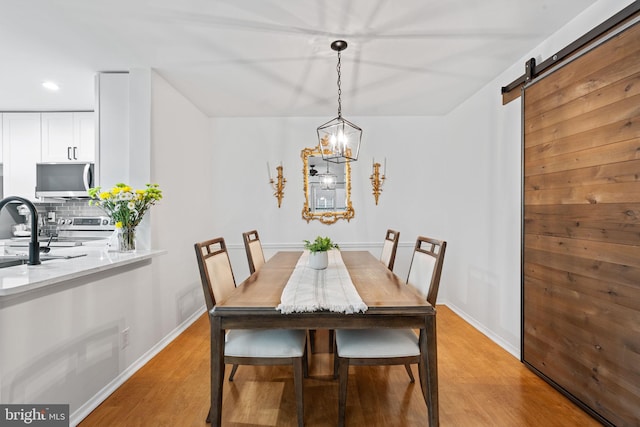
[0,0,599,117]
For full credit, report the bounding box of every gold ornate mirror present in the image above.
[301,147,354,224]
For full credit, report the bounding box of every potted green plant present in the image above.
[303,236,339,270]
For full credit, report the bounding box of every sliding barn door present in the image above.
[522,21,640,426]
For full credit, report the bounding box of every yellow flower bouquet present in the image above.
[88,183,162,251]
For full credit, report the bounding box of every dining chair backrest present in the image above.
[380,229,400,271]
[194,237,237,311]
[406,236,447,306]
[242,230,266,275]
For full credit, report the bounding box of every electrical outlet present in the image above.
[121,327,130,349]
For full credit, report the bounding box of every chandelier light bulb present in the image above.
[322,175,336,190]
[339,131,347,151]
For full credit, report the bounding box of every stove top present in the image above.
[57,216,113,230]
[57,216,115,240]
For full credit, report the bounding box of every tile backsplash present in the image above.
[1,199,107,238]
[35,200,106,236]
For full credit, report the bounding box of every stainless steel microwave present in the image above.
[35,163,94,199]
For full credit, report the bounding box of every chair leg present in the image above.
[328,329,335,353]
[333,338,339,379]
[308,329,316,353]
[228,364,239,381]
[293,357,305,427]
[418,360,428,406]
[337,357,349,427]
[404,363,415,383]
[303,342,309,378]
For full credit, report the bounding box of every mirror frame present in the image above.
[301,147,354,225]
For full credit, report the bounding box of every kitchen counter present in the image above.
[0,240,167,297]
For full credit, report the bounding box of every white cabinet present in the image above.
[96,72,130,189]
[2,113,41,200]
[74,112,95,161]
[0,113,3,164]
[41,112,95,162]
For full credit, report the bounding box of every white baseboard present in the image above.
[441,302,520,359]
[69,306,206,426]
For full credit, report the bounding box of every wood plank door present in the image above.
[522,20,640,427]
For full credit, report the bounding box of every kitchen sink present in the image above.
[0,257,26,268]
[0,253,87,268]
[9,237,84,247]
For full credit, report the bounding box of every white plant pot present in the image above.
[308,251,329,270]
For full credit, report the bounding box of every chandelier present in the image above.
[317,40,362,164]
[319,161,337,190]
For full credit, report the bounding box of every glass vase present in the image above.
[117,227,136,252]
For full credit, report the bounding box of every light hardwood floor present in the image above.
[79,306,600,426]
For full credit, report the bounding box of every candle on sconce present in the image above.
[369,156,386,205]
[268,160,286,208]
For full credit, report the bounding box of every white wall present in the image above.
[149,71,213,338]
[209,115,448,283]
[208,109,519,352]
[438,73,522,355]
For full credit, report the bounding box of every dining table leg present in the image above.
[210,314,225,426]
[420,313,439,426]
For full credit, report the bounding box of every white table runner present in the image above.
[277,250,368,314]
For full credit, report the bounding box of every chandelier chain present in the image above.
[336,51,342,117]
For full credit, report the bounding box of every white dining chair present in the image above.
[379,229,400,271]
[242,229,266,274]
[312,229,401,354]
[194,236,307,426]
[333,235,447,427]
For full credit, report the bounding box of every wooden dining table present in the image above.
[208,250,439,426]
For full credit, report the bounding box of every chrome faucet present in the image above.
[0,196,40,265]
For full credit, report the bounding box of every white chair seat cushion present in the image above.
[225,329,306,358]
[336,328,419,358]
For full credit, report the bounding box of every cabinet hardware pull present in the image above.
[73,146,78,160]
[67,146,72,160]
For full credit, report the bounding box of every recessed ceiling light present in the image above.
[42,81,59,91]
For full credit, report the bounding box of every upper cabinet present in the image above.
[2,113,41,200]
[41,112,95,162]
[95,72,130,189]
[1,111,95,200]
[0,113,3,164]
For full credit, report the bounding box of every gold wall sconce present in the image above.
[267,162,286,208]
[370,157,386,205]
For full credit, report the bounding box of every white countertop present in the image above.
[0,240,167,297]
